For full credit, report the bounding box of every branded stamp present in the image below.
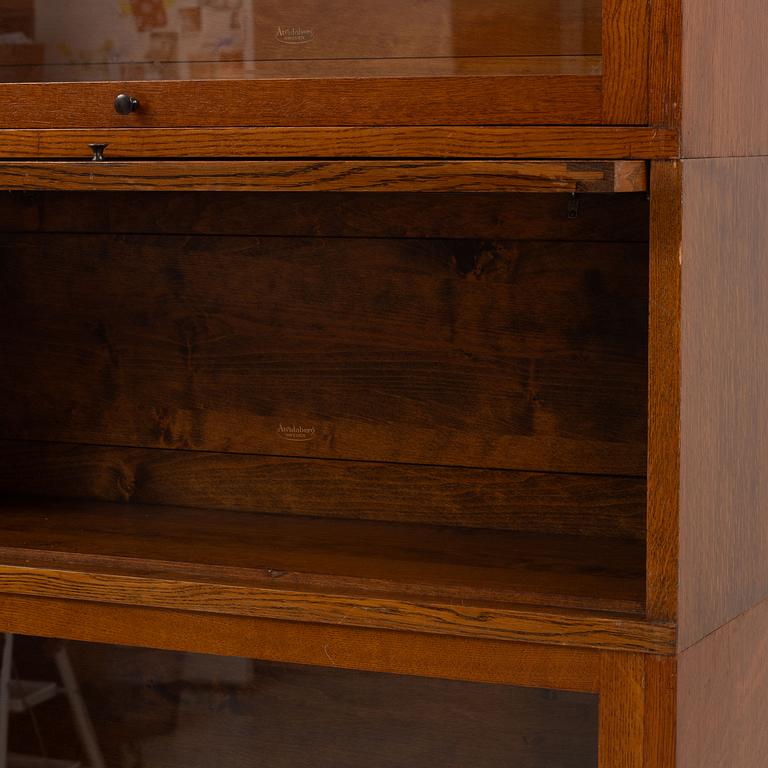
[276,26,315,44]
[277,424,317,442]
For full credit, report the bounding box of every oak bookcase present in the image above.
[0,1,764,766]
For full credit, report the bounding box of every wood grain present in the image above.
[649,0,682,128]
[0,160,649,193]
[0,76,603,129]
[0,126,679,160]
[601,0,649,124]
[0,191,651,243]
[0,595,604,691]
[647,161,682,623]
[0,564,673,653]
[450,0,602,56]
[0,499,646,614]
[0,233,648,476]
[0,441,647,539]
[598,653,645,768]
[643,655,677,768]
[681,0,768,156]
[677,597,768,768]
[679,157,768,649]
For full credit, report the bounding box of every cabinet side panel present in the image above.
[679,157,768,648]
[678,598,768,768]
[681,0,768,157]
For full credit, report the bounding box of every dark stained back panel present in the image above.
[0,192,648,533]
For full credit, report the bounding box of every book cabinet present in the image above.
[0,1,765,766]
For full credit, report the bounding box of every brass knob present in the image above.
[114,94,140,115]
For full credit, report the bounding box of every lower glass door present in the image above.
[5,634,599,768]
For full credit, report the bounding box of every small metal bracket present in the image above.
[87,143,109,162]
[567,193,580,219]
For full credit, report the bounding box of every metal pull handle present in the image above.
[114,94,140,115]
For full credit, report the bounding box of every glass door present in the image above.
[0,0,648,127]
[5,634,599,768]
[0,1,602,81]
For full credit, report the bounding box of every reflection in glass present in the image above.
[5,634,599,768]
[0,1,602,82]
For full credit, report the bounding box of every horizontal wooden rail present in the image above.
[0,595,605,691]
[0,564,675,654]
[0,127,678,159]
[0,159,647,193]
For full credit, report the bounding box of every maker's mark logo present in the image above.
[276,26,314,44]
[278,423,317,442]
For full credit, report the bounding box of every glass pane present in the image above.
[7,635,599,768]
[0,1,602,82]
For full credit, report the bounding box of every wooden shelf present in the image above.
[0,499,671,653]
[0,499,645,612]
[0,160,648,193]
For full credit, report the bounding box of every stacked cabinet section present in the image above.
[0,190,650,639]
[0,0,648,126]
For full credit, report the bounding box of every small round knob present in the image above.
[114,94,140,115]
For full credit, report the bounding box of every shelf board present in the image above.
[0,160,648,194]
[0,500,672,653]
[0,499,645,611]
